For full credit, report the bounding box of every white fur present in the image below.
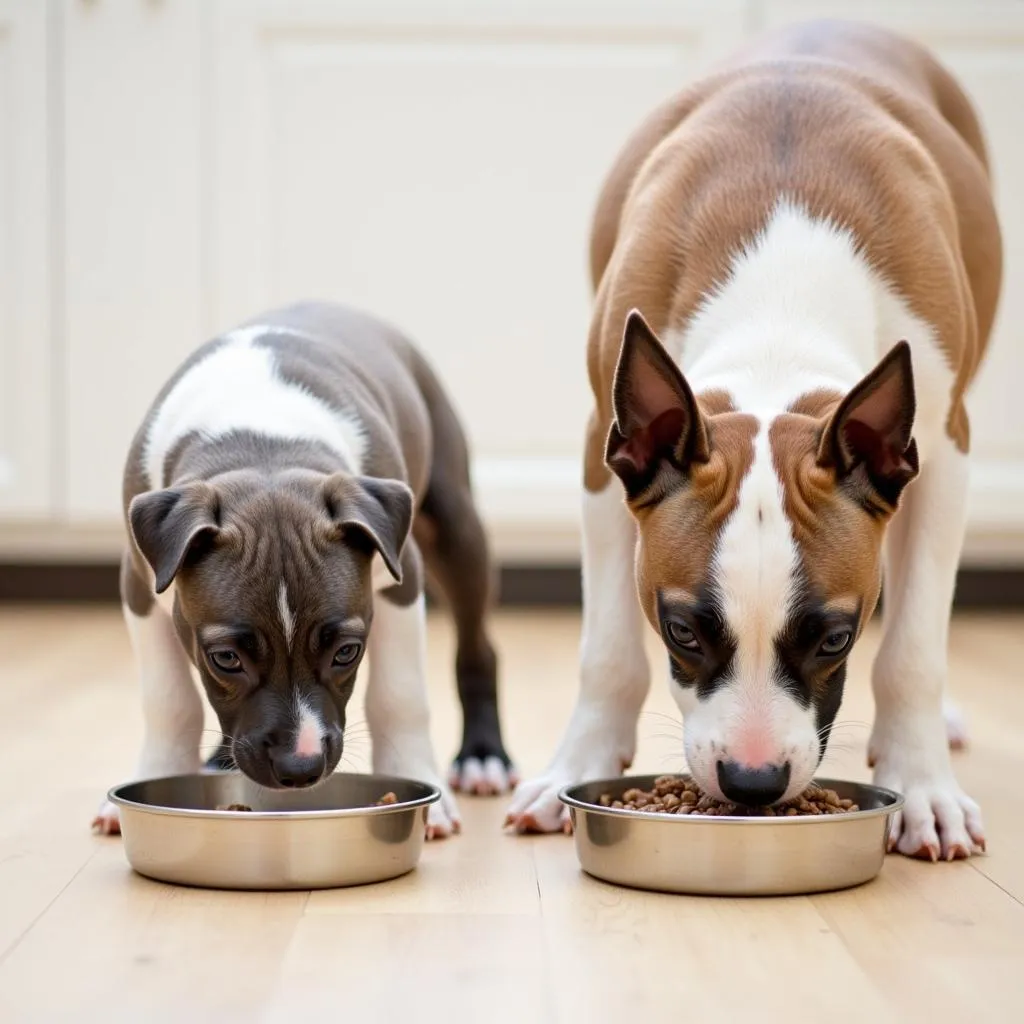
[143,327,366,489]
[277,582,296,650]
[93,601,203,835]
[676,201,951,454]
[293,697,324,758]
[365,592,460,838]
[868,435,984,858]
[674,418,817,801]
[450,756,515,796]
[671,201,981,852]
[506,481,650,831]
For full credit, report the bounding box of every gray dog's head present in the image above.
[128,468,413,788]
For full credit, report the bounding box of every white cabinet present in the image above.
[61,0,204,522]
[5,1,1024,562]
[0,0,51,519]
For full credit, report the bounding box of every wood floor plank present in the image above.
[261,913,554,1023]
[1,605,1022,1020]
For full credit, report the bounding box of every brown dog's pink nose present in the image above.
[270,750,326,788]
[716,759,790,805]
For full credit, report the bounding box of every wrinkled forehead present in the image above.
[178,525,372,628]
[638,410,883,630]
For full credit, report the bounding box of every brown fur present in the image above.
[768,412,885,622]
[635,410,758,627]
[585,17,1001,489]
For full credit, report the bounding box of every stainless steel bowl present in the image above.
[108,771,440,890]
[560,774,903,896]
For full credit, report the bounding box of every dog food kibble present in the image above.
[375,792,399,806]
[216,803,253,812]
[597,776,858,816]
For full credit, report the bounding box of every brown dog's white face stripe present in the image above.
[609,296,918,804]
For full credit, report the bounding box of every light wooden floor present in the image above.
[1,606,1023,1022]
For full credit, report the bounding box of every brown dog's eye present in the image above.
[209,649,243,673]
[818,630,853,657]
[666,621,701,653]
[332,642,362,668]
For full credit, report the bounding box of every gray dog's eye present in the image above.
[209,649,243,673]
[818,630,853,657]
[332,642,362,667]
[666,622,701,652]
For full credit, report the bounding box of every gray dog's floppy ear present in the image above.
[128,483,220,594]
[322,474,414,583]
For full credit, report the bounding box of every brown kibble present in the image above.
[216,803,253,812]
[595,777,856,818]
[376,792,398,805]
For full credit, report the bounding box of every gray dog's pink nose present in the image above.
[270,750,326,788]
[716,759,790,805]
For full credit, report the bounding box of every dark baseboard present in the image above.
[2,561,1024,609]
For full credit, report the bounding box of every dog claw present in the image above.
[449,756,517,797]
[91,802,122,836]
[945,843,970,861]
[513,813,541,834]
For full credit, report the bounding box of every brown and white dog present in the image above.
[507,20,1000,860]
[93,301,515,839]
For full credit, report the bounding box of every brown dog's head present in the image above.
[607,311,918,804]
[128,468,413,788]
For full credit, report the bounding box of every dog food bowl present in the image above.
[559,774,903,896]
[108,771,440,890]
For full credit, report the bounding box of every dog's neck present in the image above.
[164,430,348,489]
[671,202,883,416]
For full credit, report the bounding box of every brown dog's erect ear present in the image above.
[817,341,920,507]
[322,474,414,583]
[606,309,710,495]
[128,483,220,594]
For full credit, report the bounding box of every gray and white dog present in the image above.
[93,301,515,838]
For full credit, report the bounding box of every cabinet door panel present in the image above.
[0,0,50,519]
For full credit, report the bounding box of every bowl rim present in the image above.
[108,770,441,821]
[558,773,904,824]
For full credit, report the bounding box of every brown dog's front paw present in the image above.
[91,800,122,836]
[425,790,462,840]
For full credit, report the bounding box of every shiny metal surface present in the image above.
[109,772,440,890]
[560,775,903,896]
